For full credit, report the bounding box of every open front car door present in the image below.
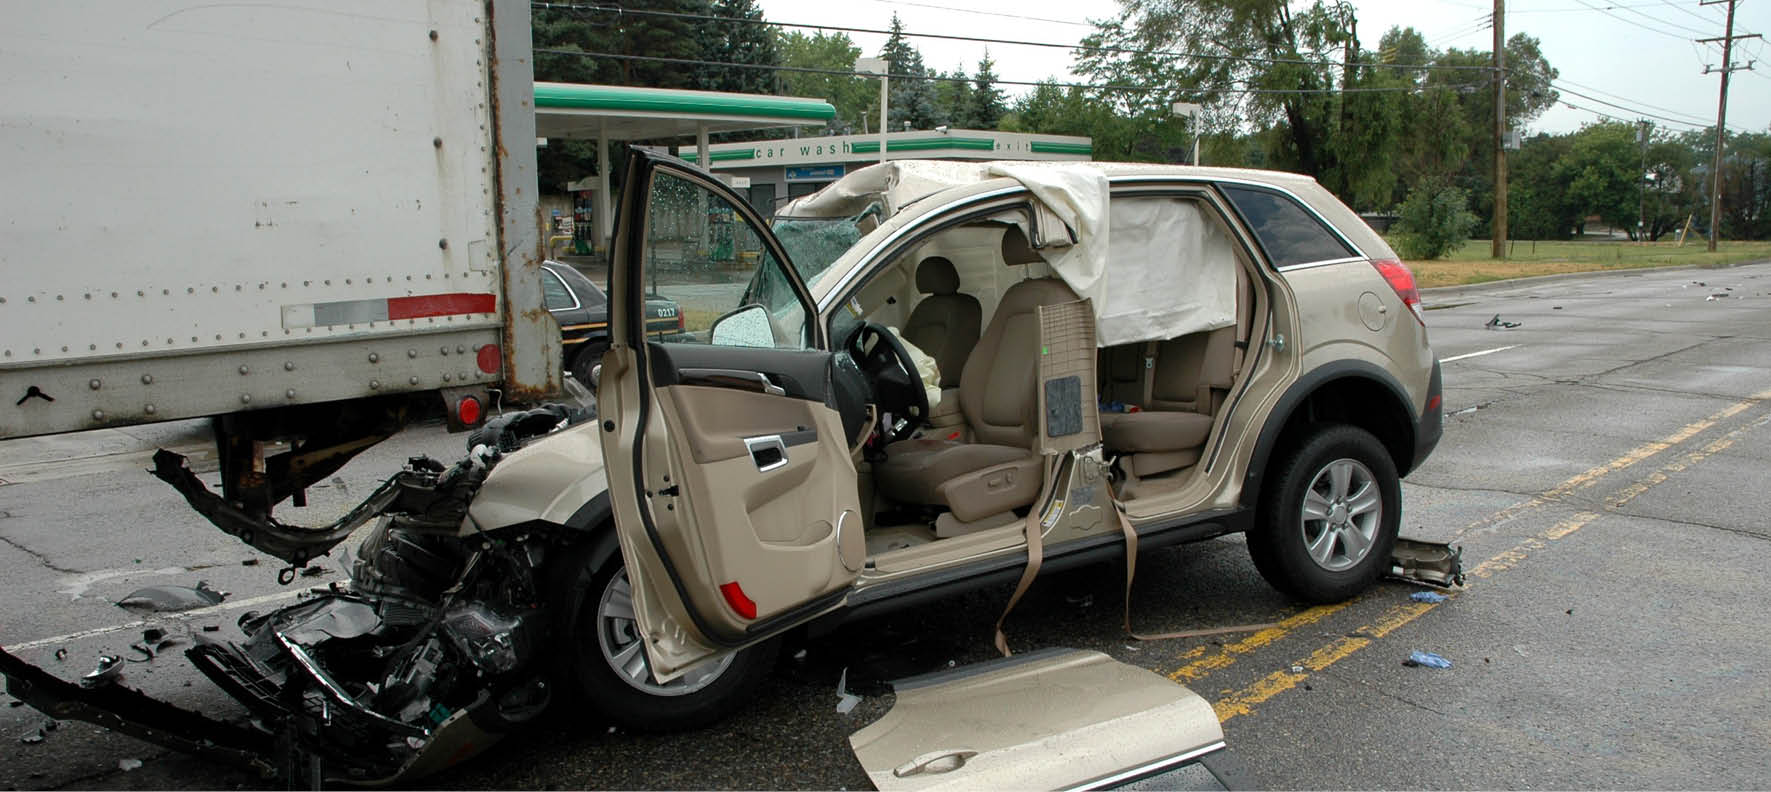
[598,149,865,680]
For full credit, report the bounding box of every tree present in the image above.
[1559,122,1642,237]
[970,53,1006,130]
[933,64,974,127]
[694,0,780,95]
[778,31,875,133]
[878,14,939,131]
[1394,183,1477,259]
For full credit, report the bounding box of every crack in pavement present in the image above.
[0,532,81,575]
[1317,667,1454,717]
[1604,509,1771,544]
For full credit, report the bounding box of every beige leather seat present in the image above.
[874,276,1080,523]
[901,257,980,390]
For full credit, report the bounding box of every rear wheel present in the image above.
[1248,425,1400,603]
[550,538,775,730]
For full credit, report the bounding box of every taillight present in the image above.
[675,311,684,333]
[475,343,501,374]
[456,395,483,425]
[1371,258,1424,325]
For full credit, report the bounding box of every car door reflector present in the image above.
[720,582,758,620]
[1370,259,1425,325]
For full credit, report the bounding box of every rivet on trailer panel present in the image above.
[284,362,295,372]
[369,380,382,390]
[141,374,153,385]
[92,410,104,421]
[144,404,156,415]
[240,394,251,404]
[407,349,417,359]
[238,365,250,376]
[368,353,380,364]
[440,346,450,356]
[408,377,419,386]
[442,373,453,382]
[88,379,101,390]
[286,389,297,400]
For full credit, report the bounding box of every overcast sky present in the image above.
[756,0,1770,137]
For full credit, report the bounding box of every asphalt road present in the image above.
[3,262,1770,790]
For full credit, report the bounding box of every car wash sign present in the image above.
[691,130,1093,169]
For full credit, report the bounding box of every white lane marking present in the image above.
[1442,345,1519,363]
[7,589,312,652]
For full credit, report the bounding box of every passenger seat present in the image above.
[900,256,980,389]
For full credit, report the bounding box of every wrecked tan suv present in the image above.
[0,152,1446,787]
[578,154,1445,722]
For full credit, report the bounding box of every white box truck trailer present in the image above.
[0,0,560,515]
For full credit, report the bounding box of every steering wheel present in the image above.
[843,321,931,444]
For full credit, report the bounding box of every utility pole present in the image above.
[1637,120,1651,243]
[1491,0,1507,259]
[1697,0,1760,252]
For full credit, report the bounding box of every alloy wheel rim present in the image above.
[596,569,733,696]
[1298,457,1382,572]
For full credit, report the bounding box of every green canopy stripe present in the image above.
[534,83,835,122]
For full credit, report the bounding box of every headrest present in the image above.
[915,256,960,295]
[1000,225,1044,266]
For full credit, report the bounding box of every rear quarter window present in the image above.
[1220,185,1356,268]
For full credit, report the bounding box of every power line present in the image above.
[536,48,1495,95]
[1570,0,1710,39]
[1550,81,1723,128]
[852,0,1093,28]
[530,2,1500,74]
[1551,76,1717,125]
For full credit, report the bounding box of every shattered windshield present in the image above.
[769,207,878,288]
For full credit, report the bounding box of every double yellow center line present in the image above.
[1171,388,1771,722]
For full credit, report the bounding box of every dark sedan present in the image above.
[541,260,683,384]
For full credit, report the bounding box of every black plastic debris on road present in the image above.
[115,581,226,613]
[1485,314,1521,329]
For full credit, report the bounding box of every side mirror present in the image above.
[709,304,773,348]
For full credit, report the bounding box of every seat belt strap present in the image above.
[1141,341,1158,408]
[1107,478,1276,641]
[993,454,1060,656]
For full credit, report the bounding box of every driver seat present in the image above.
[873,276,1080,524]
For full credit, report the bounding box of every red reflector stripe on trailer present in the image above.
[283,292,498,328]
[386,293,497,320]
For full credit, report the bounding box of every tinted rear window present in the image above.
[1220,185,1356,267]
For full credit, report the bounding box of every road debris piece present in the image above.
[1485,314,1521,330]
[54,648,67,662]
[1403,651,1453,669]
[115,582,226,613]
[127,642,155,662]
[1289,665,1304,674]
[118,758,143,772]
[299,565,327,578]
[201,624,220,632]
[1410,591,1450,603]
[1388,539,1465,588]
[81,655,123,688]
[241,558,259,566]
[19,721,52,744]
[836,668,861,714]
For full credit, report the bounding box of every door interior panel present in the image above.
[649,343,833,404]
[665,384,822,465]
[649,387,863,635]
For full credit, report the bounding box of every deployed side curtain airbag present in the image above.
[1096,197,1237,346]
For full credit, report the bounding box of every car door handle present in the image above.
[679,368,786,397]
[892,748,978,778]
[744,434,788,472]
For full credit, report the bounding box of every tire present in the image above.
[1248,425,1401,603]
[548,537,775,731]
[569,340,609,390]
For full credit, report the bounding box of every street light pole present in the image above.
[855,57,891,165]
[1637,120,1650,243]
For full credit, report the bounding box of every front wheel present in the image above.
[549,539,775,731]
[1248,425,1401,603]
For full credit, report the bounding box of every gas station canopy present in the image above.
[535,82,835,142]
[534,81,835,247]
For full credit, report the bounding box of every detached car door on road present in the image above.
[598,150,867,680]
